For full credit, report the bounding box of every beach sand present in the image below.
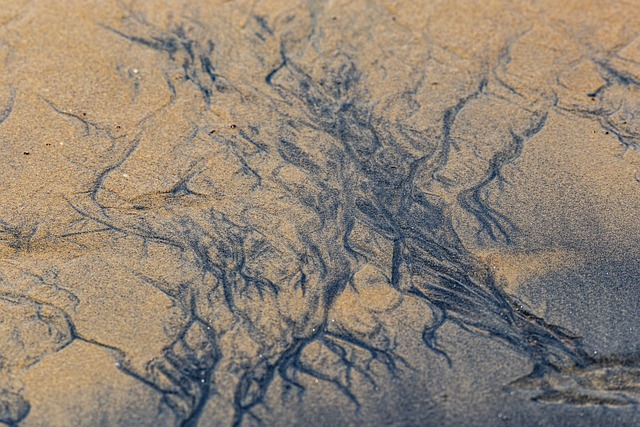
[1,1,639,425]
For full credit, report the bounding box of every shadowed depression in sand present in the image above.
[0,1,640,426]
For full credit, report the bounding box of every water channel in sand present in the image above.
[1,1,639,426]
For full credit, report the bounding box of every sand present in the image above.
[0,1,639,426]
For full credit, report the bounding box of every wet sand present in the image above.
[1,1,639,426]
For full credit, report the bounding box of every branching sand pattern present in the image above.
[0,1,639,426]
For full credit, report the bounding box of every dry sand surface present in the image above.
[0,1,639,426]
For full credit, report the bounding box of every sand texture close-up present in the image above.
[1,1,640,426]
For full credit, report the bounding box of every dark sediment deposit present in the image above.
[0,1,639,426]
